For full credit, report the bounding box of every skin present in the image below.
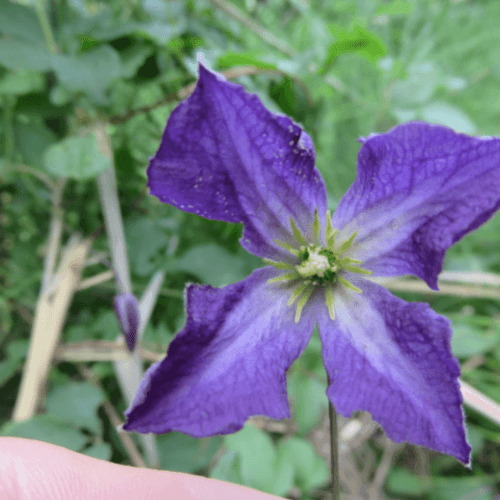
[0,438,284,500]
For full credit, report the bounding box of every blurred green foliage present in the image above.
[2,0,500,498]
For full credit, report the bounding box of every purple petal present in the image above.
[331,122,500,289]
[122,267,316,436]
[316,278,470,463]
[114,293,140,351]
[147,64,327,260]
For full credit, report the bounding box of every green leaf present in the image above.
[119,44,154,79]
[429,478,492,500]
[289,373,327,434]
[173,244,247,287]
[421,102,477,134]
[82,443,112,460]
[321,24,386,74]
[52,45,122,102]
[0,69,44,95]
[0,339,29,387]
[224,426,277,493]
[451,323,497,358]
[157,433,221,473]
[276,437,329,492]
[210,449,243,484]
[45,381,105,433]
[0,1,45,44]
[14,121,57,169]
[375,0,413,16]
[386,468,431,495]
[43,135,111,180]
[1,416,88,451]
[217,53,277,71]
[125,217,172,277]
[0,39,52,71]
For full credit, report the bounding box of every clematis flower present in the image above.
[114,293,140,352]
[123,63,500,464]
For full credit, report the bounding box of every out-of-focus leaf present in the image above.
[125,217,172,277]
[0,39,51,71]
[0,339,29,387]
[210,449,243,484]
[52,45,121,102]
[43,135,111,180]
[376,0,413,16]
[288,373,327,434]
[429,478,492,500]
[119,44,154,79]
[1,416,88,451]
[224,426,287,494]
[451,324,497,358]
[137,21,185,45]
[82,443,112,460]
[172,244,247,287]
[391,62,439,106]
[386,468,431,495]
[45,382,105,433]
[157,433,221,473]
[276,437,329,492]
[15,121,57,169]
[0,0,45,44]
[217,53,277,71]
[0,70,44,95]
[421,102,477,134]
[321,24,386,74]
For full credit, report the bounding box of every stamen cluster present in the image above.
[264,210,372,323]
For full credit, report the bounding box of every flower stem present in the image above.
[329,400,340,500]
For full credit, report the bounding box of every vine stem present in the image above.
[329,397,340,500]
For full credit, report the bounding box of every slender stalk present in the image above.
[35,0,57,53]
[329,401,340,500]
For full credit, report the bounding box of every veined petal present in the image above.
[147,64,327,260]
[123,267,315,436]
[316,278,470,464]
[331,122,500,289]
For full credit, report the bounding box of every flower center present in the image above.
[296,246,337,283]
[263,209,372,323]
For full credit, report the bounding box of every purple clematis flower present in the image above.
[123,63,500,464]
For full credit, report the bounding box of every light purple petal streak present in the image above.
[331,122,500,289]
[123,267,316,436]
[147,64,327,260]
[316,277,470,463]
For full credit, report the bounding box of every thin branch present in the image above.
[109,66,302,125]
[77,270,115,291]
[9,164,55,191]
[78,366,147,468]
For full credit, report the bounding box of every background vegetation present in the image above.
[2,0,500,498]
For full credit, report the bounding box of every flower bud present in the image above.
[114,293,140,352]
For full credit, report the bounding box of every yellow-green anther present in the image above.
[338,276,362,293]
[325,211,338,250]
[290,218,307,246]
[267,272,300,284]
[287,282,310,307]
[313,208,321,244]
[325,286,335,320]
[337,231,358,254]
[294,286,314,323]
[342,265,373,275]
[274,239,300,256]
[263,258,295,270]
